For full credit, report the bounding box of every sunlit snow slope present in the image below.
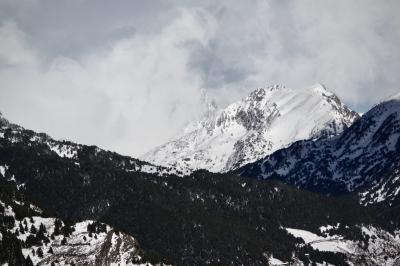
[142,84,359,173]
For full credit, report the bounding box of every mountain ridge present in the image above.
[142,84,360,173]
[1,106,400,265]
[235,96,400,207]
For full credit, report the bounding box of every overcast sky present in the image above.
[0,0,399,156]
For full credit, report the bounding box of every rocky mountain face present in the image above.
[142,84,359,173]
[236,95,400,207]
[1,111,400,265]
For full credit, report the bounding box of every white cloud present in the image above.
[0,1,399,157]
[0,21,36,66]
[191,0,400,109]
[0,8,216,156]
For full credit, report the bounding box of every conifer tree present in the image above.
[30,224,37,234]
[39,223,47,233]
[19,222,25,234]
[37,247,44,258]
[26,255,34,266]
[54,219,62,235]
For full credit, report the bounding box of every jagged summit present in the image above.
[142,84,359,173]
[249,84,286,95]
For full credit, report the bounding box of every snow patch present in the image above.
[285,228,354,253]
[47,142,77,159]
[268,255,287,265]
[0,165,6,177]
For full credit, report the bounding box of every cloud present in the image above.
[0,8,216,156]
[0,1,399,157]
[0,22,36,66]
[188,0,400,109]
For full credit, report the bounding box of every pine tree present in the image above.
[61,237,67,245]
[26,255,34,266]
[39,223,47,233]
[48,246,54,254]
[37,247,44,258]
[54,218,62,235]
[19,222,25,234]
[37,222,50,243]
[30,224,37,234]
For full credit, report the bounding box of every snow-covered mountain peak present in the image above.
[237,98,400,205]
[310,82,332,95]
[247,85,286,98]
[200,88,218,114]
[385,92,400,102]
[142,85,359,173]
[182,89,218,135]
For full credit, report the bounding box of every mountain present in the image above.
[236,94,400,207]
[142,84,359,173]
[0,114,163,265]
[0,178,147,265]
[1,110,399,265]
[0,112,189,177]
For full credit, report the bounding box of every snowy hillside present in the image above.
[237,96,400,205]
[1,109,400,265]
[142,84,359,173]
[0,112,187,177]
[10,216,144,266]
[285,225,400,265]
[0,180,158,266]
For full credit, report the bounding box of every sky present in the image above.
[0,0,399,156]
